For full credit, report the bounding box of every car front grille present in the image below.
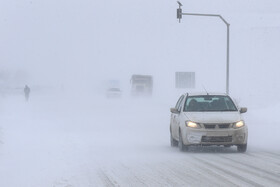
[204,124,216,129]
[218,124,230,128]
[201,136,233,143]
[203,123,231,129]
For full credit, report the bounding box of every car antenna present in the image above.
[202,85,209,95]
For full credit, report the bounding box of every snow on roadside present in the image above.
[0,92,280,186]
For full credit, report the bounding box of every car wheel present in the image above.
[170,131,178,147]
[178,131,188,151]
[237,144,247,153]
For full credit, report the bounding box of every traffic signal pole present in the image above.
[177,2,230,95]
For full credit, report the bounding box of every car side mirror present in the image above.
[170,108,180,114]
[240,107,247,113]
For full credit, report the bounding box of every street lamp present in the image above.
[177,1,230,95]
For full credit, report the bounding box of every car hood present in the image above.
[183,111,242,123]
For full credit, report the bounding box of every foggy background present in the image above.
[1,0,280,186]
[1,0,280,101]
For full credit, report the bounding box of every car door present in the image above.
[171,95,184,136]
[172,95,185,140]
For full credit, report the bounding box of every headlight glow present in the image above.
[234,121,245,128]
[186,121,199,128]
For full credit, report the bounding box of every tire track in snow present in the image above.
[117,163,158,186]
[263,152,280,166]
[193,156,263,187]
[134,163,183,186]
[96,158,241,186]
[181,159,239,186]
[223,156,280,179]
[248,151,280,165]
[141,158,237,186]
[265,151,280,157]
[98,163,163,186]
[113,161,194,186]
[215,155,280,185]
[52,178,74,187]
[221,154,280,178]
[148,160,206,186]
[98,169,120,187]
[226,153,280,175]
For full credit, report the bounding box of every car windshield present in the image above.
[184,95,238,112]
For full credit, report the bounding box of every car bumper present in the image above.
[182,126,248,145]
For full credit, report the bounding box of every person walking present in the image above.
[24,85,30,101]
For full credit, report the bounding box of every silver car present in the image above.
[106,88,122,98]
[170,93,248,152]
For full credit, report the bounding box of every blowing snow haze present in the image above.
[1,0,279,96]
[1,0,280,186]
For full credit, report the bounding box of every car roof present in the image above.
[184,92,228,97]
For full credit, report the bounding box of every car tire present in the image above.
[178,131,188,151]
[237,144,247,153]
[170,131,178,147]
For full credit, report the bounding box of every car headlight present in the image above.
[185,121,200,128]
[233,121,245,128]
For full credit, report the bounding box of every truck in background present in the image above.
[130,75,153,96]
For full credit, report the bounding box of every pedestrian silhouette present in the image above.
[24,85,30,101]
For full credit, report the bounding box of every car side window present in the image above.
[175,95,185,111]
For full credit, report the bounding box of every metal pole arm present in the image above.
[182,13,229,26]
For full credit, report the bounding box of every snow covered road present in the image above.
[97,150,280,187]
[0,93,280,186]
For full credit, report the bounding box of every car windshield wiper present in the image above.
[185,110,204,112]
[186,109,236,112]
[197,109,236,112]
[218,109,237,111]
